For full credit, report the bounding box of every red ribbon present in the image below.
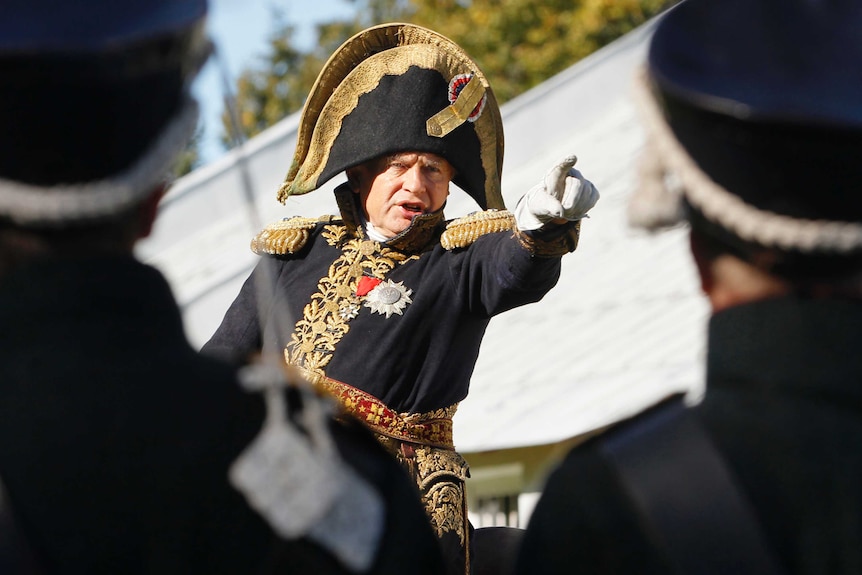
[356,276,382,297]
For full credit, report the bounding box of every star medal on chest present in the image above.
[360,277,413,318]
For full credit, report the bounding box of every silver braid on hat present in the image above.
[629,68,862,254]
[0,98,198,226]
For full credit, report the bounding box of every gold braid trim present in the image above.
[300,369,470,549]
[250,215,338,255]
[415,446,469,546]
[515,220,581,257]
[440,209,516,250]
[376,437,470,548]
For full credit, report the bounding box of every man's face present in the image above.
[352,152,453,238]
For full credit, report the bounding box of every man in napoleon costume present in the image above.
[0,2,446,573]
[516,0,862,573]
[204,23,599,575]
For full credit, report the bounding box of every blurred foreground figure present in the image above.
[517,0,862,573]
[0,1,443,573]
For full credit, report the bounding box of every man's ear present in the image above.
[689,229,714,296]
[137,184,168,240]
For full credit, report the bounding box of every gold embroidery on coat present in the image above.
[424,480,467,542]
[284,223,414,374]
[415,446,469,545]
[375,436,470,546]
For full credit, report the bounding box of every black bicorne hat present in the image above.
[278,23,505,211]
[631,0,862,280]
[0,0,210,225]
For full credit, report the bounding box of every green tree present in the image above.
[222,0,678,144]
[220,16,306,146]
[221,0,410,144]
[403,0,679,102]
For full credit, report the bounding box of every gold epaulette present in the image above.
[250,215,339,255]
[440,209,516,250]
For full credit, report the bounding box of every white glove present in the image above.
[514,155,599,231]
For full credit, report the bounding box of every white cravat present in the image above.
[362,214,393,243]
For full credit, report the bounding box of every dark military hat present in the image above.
[0,0,210,225]
[631,0,862,280]
[278,23,505,211]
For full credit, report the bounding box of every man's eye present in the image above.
[423,163,445,176]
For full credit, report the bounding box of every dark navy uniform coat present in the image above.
[205,190,564,415]
[516,296,862,575]
[0,255,444,575]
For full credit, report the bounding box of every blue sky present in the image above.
[193,0,356,164]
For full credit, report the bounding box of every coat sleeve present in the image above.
[200,260,269,363]
[448,227,568,318]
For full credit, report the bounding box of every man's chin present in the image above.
[391,218,415,234]
[381,212,427,236]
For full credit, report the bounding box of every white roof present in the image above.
[137,18,708,454]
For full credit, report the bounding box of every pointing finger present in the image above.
[544,155,579,200]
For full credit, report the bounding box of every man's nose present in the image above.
[402,165,427,195]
